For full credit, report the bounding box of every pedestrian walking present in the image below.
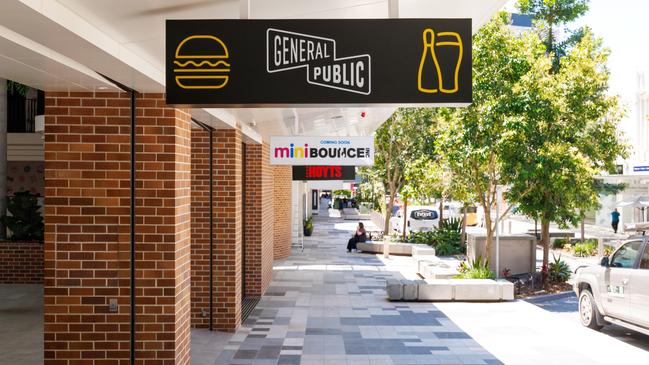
[611,208,621,233]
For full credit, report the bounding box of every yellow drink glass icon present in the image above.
[417,29,463,94]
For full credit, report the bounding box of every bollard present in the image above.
[383,240,390,258]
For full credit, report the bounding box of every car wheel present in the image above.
[579,289,603,330]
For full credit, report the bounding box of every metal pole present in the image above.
[0,78,7,240]
[209,127,214,331]
[495,187,501,278]
[129,90,136,364]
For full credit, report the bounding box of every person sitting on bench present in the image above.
[347,222,367,252]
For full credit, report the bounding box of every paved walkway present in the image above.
[214,215,502,365]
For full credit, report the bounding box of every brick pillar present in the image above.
[213,129,242,331]
[43,91,191,365]
[273,166,292,259]
[190,129,210,328]
[244,143,274,297]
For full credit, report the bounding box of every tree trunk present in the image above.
[384,190,396,235]
[484,211,493,257]
[402,196,408,242]
[461,205,467,248]
[541,219,551,285]
[580,218,585,242]
[438,199,444,225]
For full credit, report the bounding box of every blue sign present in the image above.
[634,166,649,172]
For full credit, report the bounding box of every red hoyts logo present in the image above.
[306,166,342,179]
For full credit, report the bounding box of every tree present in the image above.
[502,30,628,280]
[438,13,544,256]
[369,108,435,235]
[517,0,589,70]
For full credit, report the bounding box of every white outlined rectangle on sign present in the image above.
[270,136,374,166]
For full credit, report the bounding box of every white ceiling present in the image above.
[0,0,507,141]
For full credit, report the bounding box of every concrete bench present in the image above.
[387,278,514,302]
[341,208,371,220]
[357,242,433,256]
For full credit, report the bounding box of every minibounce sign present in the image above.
[270,136,373,166]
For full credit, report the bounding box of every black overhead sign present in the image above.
[292,166,356,181]
[166,19,471,107]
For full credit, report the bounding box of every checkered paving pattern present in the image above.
[213,215,502,365]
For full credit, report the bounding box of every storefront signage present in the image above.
[633,165,649,172]
[166,19,471,107]
[270,136,373,166]
[292,166,356,181]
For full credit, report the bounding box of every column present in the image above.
[43,91,191,364]
[244,142,274,297]
[273,166,292,259]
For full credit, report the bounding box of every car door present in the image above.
[602,240,643,321]
[628,240,649,328]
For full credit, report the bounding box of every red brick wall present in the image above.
[190,129,211,328]
[43,91,191,365]
[0,242,43,283]
[213,129,242,331]
[244,143,274,297]
[273,166,292,259]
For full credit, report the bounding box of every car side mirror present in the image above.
[601,256,610,268]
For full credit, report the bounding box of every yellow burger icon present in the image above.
[174,35,230,89]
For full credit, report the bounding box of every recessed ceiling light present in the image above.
[97,86,108,90]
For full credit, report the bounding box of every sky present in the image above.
[506,0,649,140]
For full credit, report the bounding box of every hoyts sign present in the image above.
[292,166,356,181]
[166,19,471,106]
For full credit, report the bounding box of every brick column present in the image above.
[273,166,292,259]
[213,129,242,331]
[43,92,191,365]
[244,143,274,297]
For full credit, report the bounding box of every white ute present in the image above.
[573,237,649,335]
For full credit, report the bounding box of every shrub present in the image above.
[1,191,44,241]
[406,218,464,255]
[548,254,571,283]
[552,238,569,249]
[603,245,615,256]
[455,256,495,279]
[572,241,597,257]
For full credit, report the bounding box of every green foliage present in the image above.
[594,180,627,196]
[365,108,438,233]
[1,192,44,241]
[572,240,597,257]
[456,256,495,280]
[6,80,29,97]
[439,217,462,232]
[548,254,571,283]
[438,12,543,252]
[517,0,589,70]
[603,245,615,256]
[407,218,464,256]
[552,238,569,249]
[407,231,435,245]
[303,217,313,236]
[333,189,351,198]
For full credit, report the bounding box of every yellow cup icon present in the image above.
[417,29,463,94]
